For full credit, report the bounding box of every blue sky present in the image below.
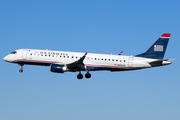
[1,0,180,120]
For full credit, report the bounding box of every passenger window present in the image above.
[109,59,110,61]
[124,60,126,62]
[112,59,114,61]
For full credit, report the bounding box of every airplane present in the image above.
[3,33,172,79]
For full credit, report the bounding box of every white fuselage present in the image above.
[3,49,171,72]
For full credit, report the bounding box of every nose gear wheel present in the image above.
[19,64,24,73]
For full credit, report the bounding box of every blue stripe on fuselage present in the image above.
[14,61,51,66]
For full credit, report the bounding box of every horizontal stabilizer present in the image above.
[164,59,175,61]
[148,60,163,67]
[148,59,172,67]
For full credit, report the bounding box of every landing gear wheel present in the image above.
[19,69,23,73]
[85,72,91,78]
[77,73,83,79]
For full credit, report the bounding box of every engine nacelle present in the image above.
[50,64,68,73]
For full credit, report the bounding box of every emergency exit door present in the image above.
[128,56,133,67]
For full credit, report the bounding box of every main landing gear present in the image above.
[19,64,24,73]
[85,72,91,78]
[77,71,91,79]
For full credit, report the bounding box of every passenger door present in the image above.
[22,49,28,59]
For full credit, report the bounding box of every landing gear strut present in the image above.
[77,71,83,79]
[19,64,24,73]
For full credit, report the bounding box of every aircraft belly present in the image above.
[85,63,141,71]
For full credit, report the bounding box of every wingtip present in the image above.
[85,52,88,55]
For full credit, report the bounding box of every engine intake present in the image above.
[50,64,68,73]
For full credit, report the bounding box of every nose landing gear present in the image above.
[19,69,23,73]
[19,64,24,73]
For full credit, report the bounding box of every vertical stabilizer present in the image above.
[135,33,171,59]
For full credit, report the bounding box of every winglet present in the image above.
[78,52,88,62]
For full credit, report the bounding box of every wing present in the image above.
[66,52,88,71]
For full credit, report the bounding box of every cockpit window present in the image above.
[11,51,17,54]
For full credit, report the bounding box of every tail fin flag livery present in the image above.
[135,33,171,59]
[3,33,173,79]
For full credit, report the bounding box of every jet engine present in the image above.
[50,64,68,73]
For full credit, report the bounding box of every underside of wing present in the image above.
[66,52,88,71]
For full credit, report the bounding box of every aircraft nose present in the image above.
[3,56,8,61]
